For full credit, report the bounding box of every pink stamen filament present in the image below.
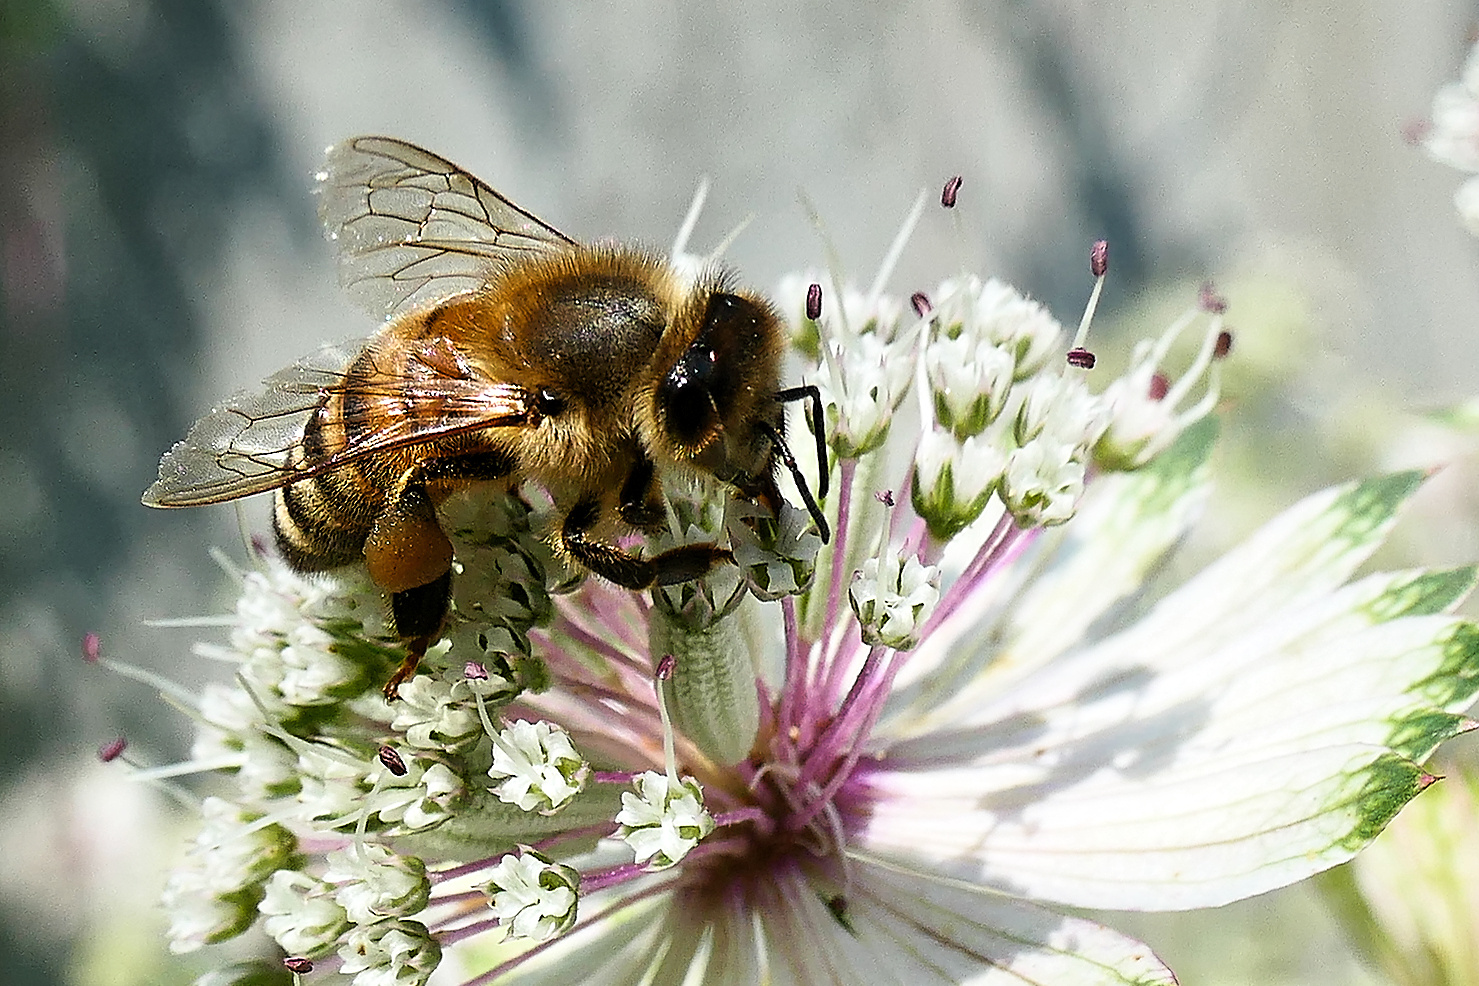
[776,594,806,754]
[580,861,654,895]
[820,458,857,648]
[593,770,639,785]
[713,805,774,834]
[793,644,886,795]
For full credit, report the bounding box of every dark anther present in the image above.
[656,655,676,680]
[875,490,895,507]
[1149,373,1170,401]
[283,957,314,974]
[98,737,127,763]
[82,632,101,664]
[1214,331,1233,359]
[1090,240,1109,278]
[910,292,931,316]
[806,283,823,320]
[378,745,408,776]
[1066,348,1096,369]
[941,176,963,208]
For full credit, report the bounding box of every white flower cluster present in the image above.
[789,277,915,458]
[1425,40,1479,235]
[790,272,1225,542]
[487,719,589,813]
[143,179,1244,985]
[192,558,388,712]
[162,797,298,954]
[912,277,1105,537]
[483,847,581,942]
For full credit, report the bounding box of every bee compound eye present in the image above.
[535,389,566,418]
[659,350,720,448]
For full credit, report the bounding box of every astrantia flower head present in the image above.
[121,190,1479,986]
[1422,38,1479,234]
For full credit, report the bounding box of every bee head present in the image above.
[650,289,783,486]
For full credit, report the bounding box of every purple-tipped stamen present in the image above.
[941,176,962,208]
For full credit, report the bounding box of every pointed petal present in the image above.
[838,855,1177,985]
[861,527,1479,909]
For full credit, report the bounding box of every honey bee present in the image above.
[143,136,829,698]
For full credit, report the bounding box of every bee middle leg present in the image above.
[561,497,732,590]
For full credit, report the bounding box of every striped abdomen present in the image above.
[272,349,413,573]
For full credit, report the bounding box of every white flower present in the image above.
[259,869,348,959]
[390,674,486,752]
[161,798,297,954]
[487,720,589,814]
[726,497,822,602]
[337,919,440,986]
[279,622,361,705]
[614,771,715,869]
[483,847,580,942]
[1014,370,1106,450]
[850,552,941,650]
[1425,41,1479,173]
[1423,40,1479,233]
[1001,438,1088,527]
[795,279,916,458]
[923,331,1015,437]
[930,275,1063,379]
[912,427,1008,540]
[1096,299,1227,471]
[324,845,430,926]
[137,206,1479,986]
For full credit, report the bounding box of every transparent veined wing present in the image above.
[318,135,577,319]
[142,339,534,507]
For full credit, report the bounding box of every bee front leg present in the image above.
[560,497,732,590]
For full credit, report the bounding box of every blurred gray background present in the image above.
[3,2,1478,984]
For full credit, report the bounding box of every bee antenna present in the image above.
[773,385,829,499]
[756,420,831,544]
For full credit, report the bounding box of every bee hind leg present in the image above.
[384,569,453,700]
[561,497,731,590]
[364,482,456,700]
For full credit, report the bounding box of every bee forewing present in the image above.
[142,338,538,508]
[318,136,577,320]
[142,342,364,507]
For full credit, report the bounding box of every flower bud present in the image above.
[849,552,941,650]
